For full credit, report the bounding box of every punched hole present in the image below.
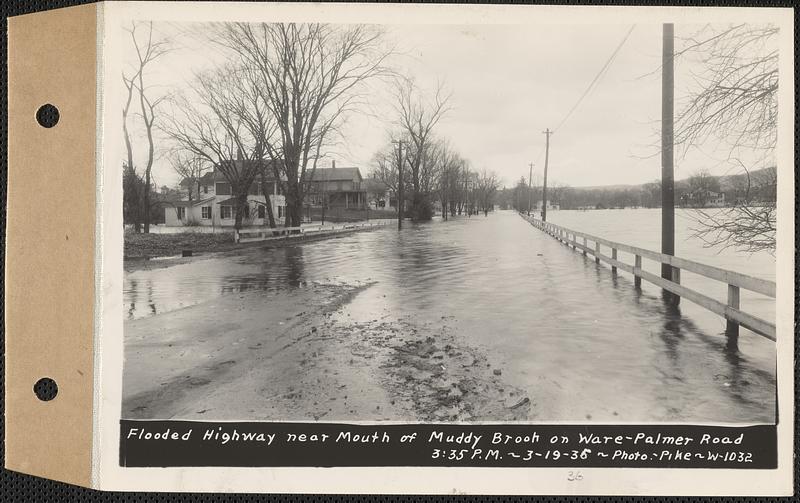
[33,377,58,401]
[36,104,59,128]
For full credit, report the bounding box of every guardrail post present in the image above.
[582,237,587,256]
[634,255,642,288]
[726,284,740,340]
[594,242,600,264]
[611,248,617,274]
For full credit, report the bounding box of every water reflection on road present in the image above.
[124,211,776,423]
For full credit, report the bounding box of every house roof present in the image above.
[309,167,362,182]
[216,197,267,206]
[169,196,215,207]
[179,160,283,187]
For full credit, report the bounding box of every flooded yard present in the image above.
[123,210,776,423]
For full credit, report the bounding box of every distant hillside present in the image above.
[575,167,775,192]
[498,167,776,211]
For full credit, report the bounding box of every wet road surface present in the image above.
[124,210,776,423]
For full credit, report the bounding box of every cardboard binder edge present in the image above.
[6,2,99,488]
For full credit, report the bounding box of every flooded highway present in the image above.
[124,210,776,423]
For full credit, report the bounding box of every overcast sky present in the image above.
[126,21,772,189]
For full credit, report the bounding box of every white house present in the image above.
[706,191,726,207]
[680,189,726,208]
[164,160,287,227]
[534,200,560,211]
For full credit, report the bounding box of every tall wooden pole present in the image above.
[661,23,677,304]
[542,128,552,221]
[396,140,404,230]
[527,162,534,216]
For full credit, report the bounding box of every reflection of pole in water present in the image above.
[128,279,138,319]
[285,246,304,287]
[147,280,157,316]
[657,300,683,365]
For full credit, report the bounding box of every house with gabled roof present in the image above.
[306,161,367,209]
[164,160,287,227]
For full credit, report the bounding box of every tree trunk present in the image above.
[143,174,151,233]
[259,170,277,230]
[290,198,304,229]
[234,192,247,230]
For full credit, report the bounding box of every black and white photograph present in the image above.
[119,10,781,428]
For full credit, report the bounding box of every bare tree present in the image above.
[371,144,401,201]
[474,169,500,216]
[544,182,569,210]
[676,23,778,252]
[122,68,140,232]
[683,169,721,208]
[429,139,465,220]
[642,179,662,208]
[162,65,275,230]
[123,21,171,233]
[169,152,210,204]
[215,23,392,228]
[690,166,776,254]
[392,78,451,221]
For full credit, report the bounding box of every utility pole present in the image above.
[527,162,534,216]
[394,140,404,230]
[661,23,677,305]
[541,128,552,221]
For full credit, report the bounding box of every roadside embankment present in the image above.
[124,231,237,260]
[124,223,392,273]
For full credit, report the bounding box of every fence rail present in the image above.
[235,219,393,244]
[520,214,776,342]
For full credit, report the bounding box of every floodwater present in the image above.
[124,210,776,423]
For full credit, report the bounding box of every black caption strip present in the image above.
[120,421,776,469]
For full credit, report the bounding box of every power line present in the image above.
[552,25,636,133]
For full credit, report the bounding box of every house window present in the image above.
[201,206,211,219]
[258,205,266,218]
[216,182,232,195]
[177,207,186,220]
[278,206,284,218]
[203,185,208,194]
[221,206,232,219]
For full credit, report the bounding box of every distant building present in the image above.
[306,161,367,209]
[534,200,560,211]
[164,160,287,227]
[680,189,725,208]
[706,191,726,207]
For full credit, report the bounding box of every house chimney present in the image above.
[331,159,336,170]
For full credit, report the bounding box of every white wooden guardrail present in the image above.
[234,219,393,244]
[521,214,776,341]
